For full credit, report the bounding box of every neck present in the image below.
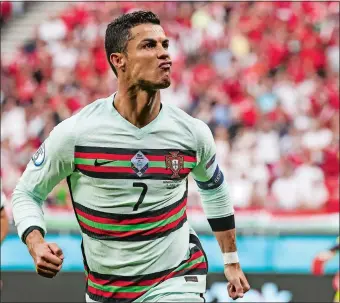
[114,82,161,128]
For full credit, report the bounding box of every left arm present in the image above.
[191,120,250,300]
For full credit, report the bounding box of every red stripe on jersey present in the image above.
[78,221,137,237]
[168,262,207,280]
[75,152,196,163]
[75,198,187,225]
[75,152,132,161]
[77,208,186,238]
[147,168,191,174]
[142,212,187,236]
[146,155,196,162]
[76,164,192,175]
[87,250,204,287]
[88,273,163,288]
[87,285,144,299]
[76,165,134,173]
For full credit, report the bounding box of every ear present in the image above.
[110,53,126,73]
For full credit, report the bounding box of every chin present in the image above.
[156,74,171,89]
[157,79,171,89]
[139,78,171,90]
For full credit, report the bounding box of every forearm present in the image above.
[199,182,238,262]
[12,185,46,242]
[199,182,234,219]
[214,228,237,253]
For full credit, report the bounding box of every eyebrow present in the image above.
[139,38,169,45]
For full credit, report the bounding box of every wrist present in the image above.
[25,229,45,247]
[225,262,240,269]
[223,251,239,265]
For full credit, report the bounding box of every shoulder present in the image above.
[50,96,111,145]
[56,95,111,132]
[74,96,111,121]
[164,103,212,140]
[165,104,214,147]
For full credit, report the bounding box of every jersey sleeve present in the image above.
[190,119,234,231]
[11,116,77,240]
[190,119,223,189]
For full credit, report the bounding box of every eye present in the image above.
[143,42,155,49]
[163,42,169,49]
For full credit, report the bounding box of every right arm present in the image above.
[12,116,77,278]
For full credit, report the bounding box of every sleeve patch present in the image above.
[32,143,45,167]
[195,165,224,190]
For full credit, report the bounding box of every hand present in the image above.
[224,263,250,300]
[26,230,64,279]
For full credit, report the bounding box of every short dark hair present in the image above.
[105,10,161,77]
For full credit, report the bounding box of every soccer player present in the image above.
[312,237,339,302]
[11,11,250,302]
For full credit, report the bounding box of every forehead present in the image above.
[129,23,167,43]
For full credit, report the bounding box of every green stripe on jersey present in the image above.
[174,255,205,273]
[77,207,186,232]
[88,279,150,293]
[74,158,196,169]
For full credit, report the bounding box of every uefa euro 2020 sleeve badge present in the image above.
[32,143,45,167]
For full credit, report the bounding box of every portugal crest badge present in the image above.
[165,151,184,178]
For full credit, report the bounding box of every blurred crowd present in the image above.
[0,2,29,27]
[1,2,339,214]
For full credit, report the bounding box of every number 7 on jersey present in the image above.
[133,182,148,211]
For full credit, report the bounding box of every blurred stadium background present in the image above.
[0,1,339,302]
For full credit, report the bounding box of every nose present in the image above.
[157,44,170,60]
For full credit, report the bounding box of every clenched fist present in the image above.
[224,263,250,300]
[26,230,64,278]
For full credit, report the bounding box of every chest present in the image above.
[71,127,197,210]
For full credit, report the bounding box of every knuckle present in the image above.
[36,260,44,267]
[42,243,49,250]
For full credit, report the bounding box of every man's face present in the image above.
[123,23,172,90]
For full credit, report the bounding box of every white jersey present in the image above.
[12,93,230,302]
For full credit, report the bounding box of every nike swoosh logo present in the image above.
[94,159,116,167]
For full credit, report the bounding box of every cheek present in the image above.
[131,55,156,78]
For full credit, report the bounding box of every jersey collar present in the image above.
[108,92,165,140]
